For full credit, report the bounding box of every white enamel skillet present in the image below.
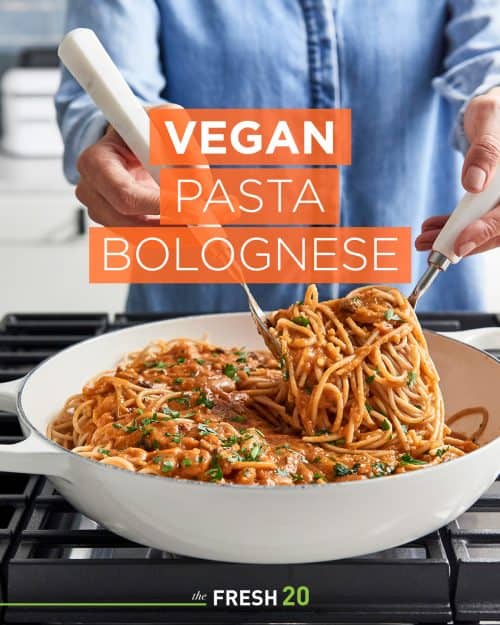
[0,313,499,564]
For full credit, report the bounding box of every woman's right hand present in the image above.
[75,124,160,226]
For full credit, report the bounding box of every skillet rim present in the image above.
[13,312,500,492]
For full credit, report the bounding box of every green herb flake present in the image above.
[176,357,186,364]
[195,358,205,365]
[292,315,310,327]
[365,402,373,413]
[372,461,392,477]
[161,405,180,419]
[279,356,289,381]
[206,456,223,482]
[181,458,192,467]
[174,377,183,385]
[198,423,217,436]
[168,396,190,408]
[313,473,323,481]
[435,447,449,458]
[276,469,289,478]
[196,392,215,409]
[161,461,175,473]
[223,363,238,380]
[152,439,160,450]
[231,415,246,423]
[400,453,427,466]
[407,371,417,388]
[98,448,110,456]
[135,408,143,415]
[366,368,379,384]
[335,463,359,477]
[384,309,401,322]
[381,418,391,431]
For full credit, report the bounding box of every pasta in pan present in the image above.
[48,285,484,485]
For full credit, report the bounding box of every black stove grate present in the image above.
[0,310,499,624]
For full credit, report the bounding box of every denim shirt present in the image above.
[56,0,500,312]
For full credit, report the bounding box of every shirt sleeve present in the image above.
[432,0,500,154]
[55,0,167,184]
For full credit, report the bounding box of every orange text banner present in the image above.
[89,227,411,284]
[150,108,351,166]
[159,167,339,225]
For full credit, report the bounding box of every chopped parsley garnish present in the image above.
[146,361,166,369]
[381,418,391,431]
[98,448,110,456]
[152,439,160,450]
[161,405,180,419]
[152,455,162,464]
[401,424,408,434]
[136,408,143,415]
[176,357,186,364]
[174,377,183,385]
[315,429,329,436]
[312,456,322,463]
[275,443,290,451]
[407,371,417,388]
[400,453,427,466]
[168,396,190,408]
[365,402,373,413]
[313,473,323,481]
[372,461,391,477]
[335,463,359,477]
[198,423,217,436]
[206,456,223,481]
[195,358,205,365]
[249,444,262,460]
[276,469,289,478]
[279,356,289,381]
[291,473,304,483]
[435,447,449,458]
[171,433,182,444]
[196,392,215,409]
[223,363,238,379]
[366,368,379,384]
[112,423,122,430]
[161,461,175,473]
[333,437,346,446]
[222,435,239,447]
[141,415,161,426]
[384,309,401,322]
[231,415,246,423]
[292,315,310,327]
[181,458,192,467]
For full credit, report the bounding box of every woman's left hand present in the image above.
[416,86,500,257]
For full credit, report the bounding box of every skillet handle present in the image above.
[442,327,500,350]
[0,378,69,478]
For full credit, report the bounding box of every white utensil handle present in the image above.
[58,28,161,183]
[433,165,500,263]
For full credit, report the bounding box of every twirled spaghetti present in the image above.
[48,286,482,485]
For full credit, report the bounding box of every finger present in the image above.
[415,229,440,251]
[467,234,500,255]
[77,142,160,216]
[462,91,500,192]
[76,179,153,227]
[453,202,500,257]
[421,215,449,232]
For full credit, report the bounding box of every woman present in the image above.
[56,0,500,313]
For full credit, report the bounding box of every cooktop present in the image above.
[0,310,499,624]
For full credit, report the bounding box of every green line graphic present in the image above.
[0,602,207,607]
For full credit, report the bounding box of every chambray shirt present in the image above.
[56,0,500,313]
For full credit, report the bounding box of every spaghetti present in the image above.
[48,286,482,485]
